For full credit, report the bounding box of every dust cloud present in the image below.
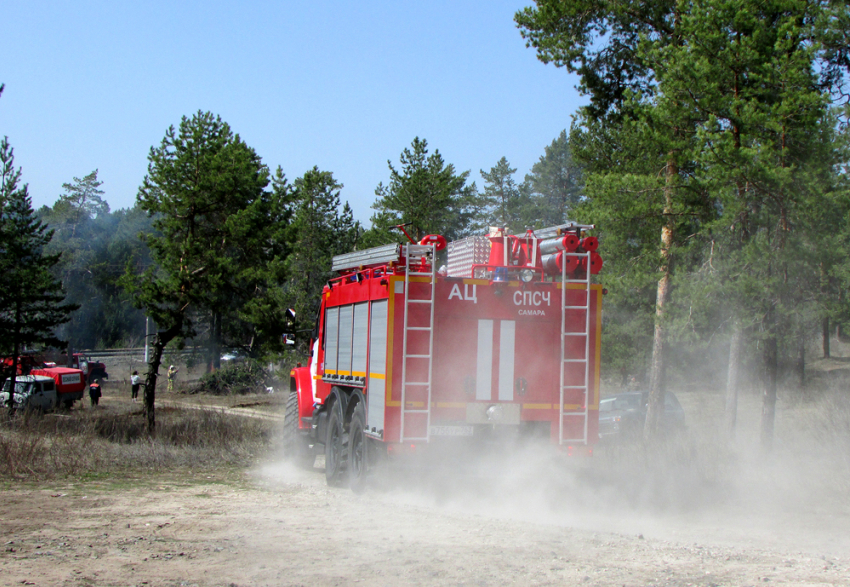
[263,384,850,560]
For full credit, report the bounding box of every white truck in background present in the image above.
[0,375,59,411]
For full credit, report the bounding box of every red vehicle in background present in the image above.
[30,367,86,409]
[1,354,91,410]
[0,355,41,381]
[68,353,109,383]
[285,223,604,489]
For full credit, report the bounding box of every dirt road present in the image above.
[3,385,849,586]
[2,447,849,587]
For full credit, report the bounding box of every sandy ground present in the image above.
[2,380,850,586]
[2,446,849,587]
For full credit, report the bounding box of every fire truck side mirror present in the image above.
[282,308,297,340]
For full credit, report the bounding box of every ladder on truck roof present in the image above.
[399,244,437,443]
[560,250,592,445]
[331,243,401,272]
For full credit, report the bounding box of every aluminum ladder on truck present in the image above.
[559,250,592,445]
[399,244,437,443]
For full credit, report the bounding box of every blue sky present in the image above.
[1,1,583,224]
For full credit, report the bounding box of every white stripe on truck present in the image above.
[499,320,515,401]
[476,319,493,400]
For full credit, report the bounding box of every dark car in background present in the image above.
[598,391,685,441]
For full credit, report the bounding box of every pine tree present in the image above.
[367,137,478,244]
[284,167,360,345]
[651,0,843,448]
[523,130,584,227]
[518,1,703,444]
[55,170,109,238]
[38,170,128,350]
[0,136,77,412]
[517,0,850,447]
[124,111,270,432]
[229,166,298,358]
[479,157,528,233]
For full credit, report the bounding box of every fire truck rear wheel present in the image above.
[325,403,348,486]
[347,402,367,493]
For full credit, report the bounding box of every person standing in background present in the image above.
[89,381,101,406]
[131,370,141,402]
[167,365,179,392]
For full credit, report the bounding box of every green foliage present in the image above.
[515,0,666,118]
[568,97,713,380]
[518,0,850,389]
[479,157,528,233]
[122,110,275,430]
[653,0,842,355]
[232,166,297,357]
[477,132,587,237]
[522,130,584,227]
[365,137,479,244]
[56,170,110,227]
[0,137,77,357]
[190,359,268,395]
[39,174,152,349]
[129,110,271,339]
[282,166,360,347]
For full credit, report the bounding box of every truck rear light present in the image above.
[559,444,593,458]
[387,443,418,456]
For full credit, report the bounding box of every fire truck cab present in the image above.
[286,223,603,488]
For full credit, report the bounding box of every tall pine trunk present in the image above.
[761,307,778,453]
[645,155,676,443]
[207,313,215,374]
[214,313,222,371]
[761,129,790,453]
[725,321,743,439]
[821,263,830,358]
[725,80,749,442]
[6,303,22,417]
[822,316,830,358]
[144,322,182,435]
[206,311,223,373]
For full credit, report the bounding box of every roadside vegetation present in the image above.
[0,400,278,480]
[186,359,272,396]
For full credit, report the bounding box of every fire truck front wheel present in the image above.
[325,402,348,486]
[283,392,314,469]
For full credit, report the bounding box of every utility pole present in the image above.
[144,317,150,363]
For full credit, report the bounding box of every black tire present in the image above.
[283,392,313,468]
[325,402,348,486]
[347,402,368,493]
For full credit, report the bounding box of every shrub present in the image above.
[188,359,268,395]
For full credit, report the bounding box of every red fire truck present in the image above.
[286,223,604,488]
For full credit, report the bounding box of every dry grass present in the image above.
[0,404,279,481]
